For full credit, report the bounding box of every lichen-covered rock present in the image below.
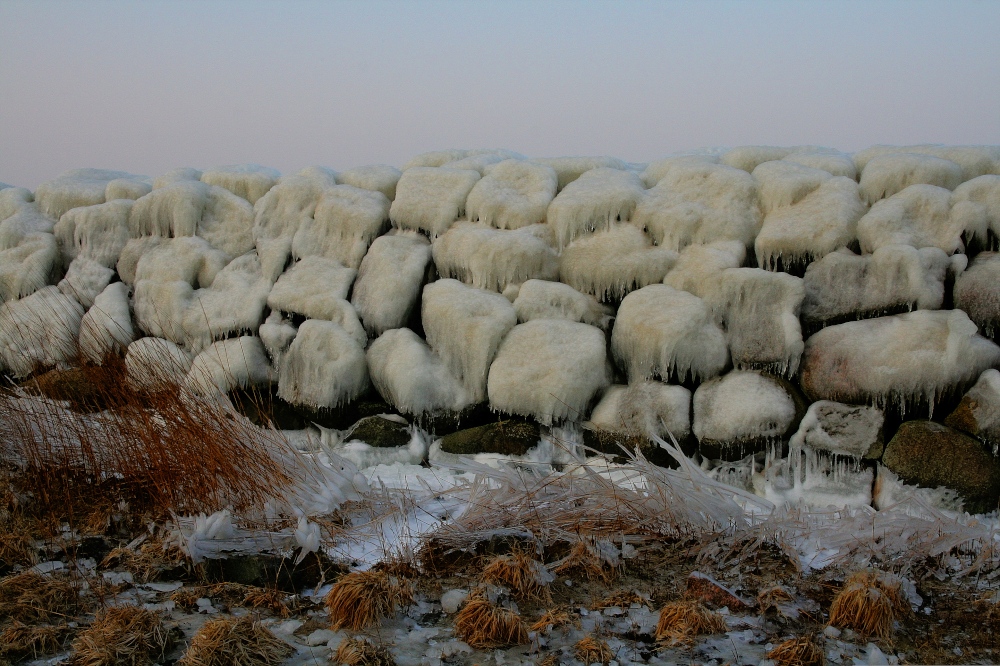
[343,415,411,449]
[438,419,540,456]
[954,251,1000,338]
[882,420,1000,514]
[944,369,1000,454]
[789,401,885,460]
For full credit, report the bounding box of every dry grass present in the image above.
[0,621,72,661]
[325,570,413,631]
[530,607,574,633]
[69,606,171,666]
[332,637,396,665]
[242,587,292,618]
[0,504,37,569]
[101,536,190,583]
[0,571,81,622]
[574,635,614,664]
[757,584,795,616]
[765,636,824,666]
[177,615,293,666]
[592,589,647,610]
[551,541,612,582]
[453,589,529,649]
[481,548,550,601]
[827,571,909,640]
[654,600,727,647]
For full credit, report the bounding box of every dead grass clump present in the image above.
[766,636,824,666]
[530,607,574,633]
[551,541,612,582]
[0,621,72,661]
[827,571,909,640]
[101,537,190,583]
[481,549,550,601]
[654,600,727,647]
[169,588,201,611]
[177,616,293,666]
[574,635,614,665]
[325,570,413,631]
[69,606,171,666]
[0,571,81,622]
[592,589,647,610]
[453,590,529,649]
[332,637,396,665]
[0,508,37,569]
[757,584,795,616]
[243,587,292,618]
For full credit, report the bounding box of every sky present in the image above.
[1,0,999,189]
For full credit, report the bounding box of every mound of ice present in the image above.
[693,370,797,449]
[945,369,1000,454]
[292,184,390,269]
[431,222,558,293]
[859,153,963,205]
[720,145,794,173]
[133,235,229,288]
[662,240,746,302]
[611,284,728,383]
[183,252,273,352]
[949,174,1000,249]
[267,255,356,317]
[200,164,281,205]
[781,150,857,179]
[389,167,481,237]
[588,381,691,440]
[0,232,58,302]
[336,164,402,201]
[547,167,645,249]
[640,154,720,188]
[857,184,962,255]
[277,320,369,409]
[559,223,678,302]
[0,286,85,377]
[34,169,148,219]
[954,251,1000,337]
[512,279,612,330]
[57,257,114,309]
[487,319,611,425]
[186,336,275,397]
[351,232,431,336]
[403,148,522,170]
[532,155,628,191]
[251,166,338,251]
[752,160,832,215]
[258,311,297,368]
[79,282,134,363]
[465,159,558,229]
[54,199,133,268]
[124,337,191,390]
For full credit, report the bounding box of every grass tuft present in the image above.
[654,600,727,647]
[481,548,550,601]
[177,615,292,666]
[0,621,72,661]
[332,636,396,665]
[574,635,614,664]
[325,570,412,631]
[765,636,824,666]
[69,606,171,666]
[453,589,528,649]
[0,571,81,622]
[827,571,909,640]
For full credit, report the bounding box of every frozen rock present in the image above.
[79,282,134,363]
[403,148,522,170]
[944,368,1000,455]
[367,328,471,416]
[186,336,275,397]
[855,145,1000,182]
[611,284,728,384]
[57,257,114,308]
[267,255,357,317]
[752,159,832,216]
[54,199,133,268]
[587,382,691,440]
[440,589,469,614]
[782,150,857,179]
[251,166,338,247]
[559,223,678,302]
[124,337,192,390]
[437,420,540,456]
[133,235,228,288]
[258,311,297,367]
[0,231,58,302]
[720,145,794,173]
[949,174,1000,250]
[662,240,746,303]
[277,320,369,409]
[183,252,273,352]
[34,168,147,219]
[292,184,390,269]
[200,164,280,204]
[336,163,402,201]
[799,310,1000,414]
[0,286,84,377]
[789,401,885,459]
[116,236,164,286]
[105,177,151,201]
[432,222,558,293]
[954,251,1000,337]
[547,167,645,249]
[389,166,481,237]
[532,155,628,191]
[351,232,431,336]
[153,167,202,189]
[513,279,612,330]
[465,159,558,229]
[881,420,1000,514]
[859,152,964,205]
[488,319,611,425]
[857,184,963,255]
[640,153,720,188]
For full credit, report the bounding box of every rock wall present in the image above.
[3,145,1000,513]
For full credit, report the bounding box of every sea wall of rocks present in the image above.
[3,145,1000,513]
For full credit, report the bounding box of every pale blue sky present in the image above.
[1,0,998,188]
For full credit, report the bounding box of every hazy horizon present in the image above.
[2,0,999,189]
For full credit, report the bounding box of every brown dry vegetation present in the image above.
[654,600,727,647]
[325,570,413,631]
[69,606,171,666]
[480,547,551,601]
[574,635,614,664]
[177,615,293,666]
[332,637,396,666]
[766,636,824,666]
[828,571,910,640]
[453,589,529,649]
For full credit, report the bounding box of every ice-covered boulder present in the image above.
[532,156,628,191]
[54,199,133,268]
[79,282,134,363]
[0,198,56,249]
[559,223,678,302]
[200,164,280,205]
[693,370,802,461]
[799,309,1000,413]
[789,401,885,459]
[124,337,191,391]
[251,166,338,243]
[611,284,728,384]
[949,175,1000,251]
[0,232,58,302]
[720,146,794,173]
[881,420,1000,514]
[662,240,746,302]
[632,160,761,252]
[153,167,202,189]
[389,167,481,237]
[186,336,275,397]
[640,154,720,188]
[258,311,297,368]
[292,184,390,269]
[859,153,964,205]
[857,184,962,255]
[336,164,402,201]
[277,319,369,409]
[422,279,516,403]
[183,253,273,352]
[403,148,522,170]
[954,251,1000,337]
[116,236,164,286]
[547,167,645,249]
[0,187,35,222]
[854,145,1000,182]
[944,369,1000,455]
[351,232,431,336]
[781,151,857,179]
[367,327,471,416]
[34,169,148,219]
[57,257,114,309]
[432,222,558,293]
[487,319,611,425]
[754,176,867,270]
[801,245,953,329]
[0,286,85,377]
[512,279,612,330]
[465,159,557,229]
[752,160,832,216]
[267,255,356,317]
[713,268,804,376]
[587,381,691,440]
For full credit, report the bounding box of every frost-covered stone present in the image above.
[954,251,1000,337]
[532,155,627,191]
[116,236,164,286]
[133,235,229,288]
[367,327,471,416]
[799,310,1000,413]
[277,320,369,409]
[0,232,58,302]
[859,153,964,205]
[720,145,794,173]
[54,199,133,268]
[153,167,202,189]
[267,256,356,316]
[559,223,677,302]
[336,164,402,201]
[781,150,857,179]
[855,145,1000,182]
[251,167,338,247]
[640,154,720,188]
[79,282,134,363]
[389,166,481,237]
[186,336,275,397]
[422,279,516,403]
[949,175,1000,250]
[57,257,114,309]
[944,369,1000,455]
[0,287,83,377]
[487,319,611,425]
[183,253,273,352]
[105,177,151,201]
[432,222,558,293]
[124,337,191,390]
[292,184,390,269]
[662,240,746,302]
[200,164,281,205]
[788,401,884,459]
[512,279,612,330]
[34,169,148,219]
[403,148,522,170]
[857,184,962,255]
[587,381,691,440]
[465,159,557,229]
[351,232,431,336]
[547,167,645,249]
[801,245,953,329]
[611,284,728,384]
[752,160,832,216]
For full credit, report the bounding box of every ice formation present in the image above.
[336,164,402,201]
[258,311,297,368]
[720,145,795,173]
[692,370,797,448]
[277,319,369,409]
[949,174,1000,249]
[431,221,558,292]
[0,231,58,302]
[292,184,390,269]
[421,279,516,403]
[714,268,804,376]
[186,336,275,397]
[954,251,1000,336]
[558,223,678,302]
[661,240,746,302]
[464,159,558,229]
[854,144,1000,182]
[857,184,962,255]
[611,284,728,383]
[351,232,431,336]
[267,255,356,316]
[512,278,612,329]
[858,153,964,204]
[640,154,720,188]
[132,235,228,288]
[487,319,611,425]
[389,167,481,237]
[200,164,281,204]
[124,337,192,390]
[79,282,134,363]
[153,167,202,189]
[752,160,833,215]
[800,309,1000,412]
[788,401,884,458]
[801,245,953,328]
[251,166,338,245]
[781,150,857,179]
[183,252,273,352]
[587,381,691,440]
[34,169,149,219]
[947,369,1000,454]
[367,327,471,416]
[402,148,523,170]
[116,236,164,285]
[0,286,85,377]
[547,167,645,249]
[54,199,133,268]
[532,156,628,191]
[57,257,114,309]
[632,160,761,252]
